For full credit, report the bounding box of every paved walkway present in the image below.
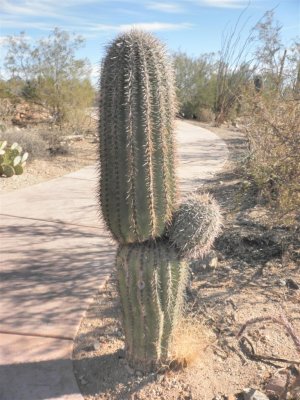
[0,121,228,400]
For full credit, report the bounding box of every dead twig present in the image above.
[237,313,300,353]
[239,336,300,366]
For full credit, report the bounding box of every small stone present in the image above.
[227,395,237,400]
[93,340,101,351]
[135,370,143,377]
[209,257,218,268]
[156,373,165,383]
[213,395,225,400]
[243,388,269,400]
[285,278,299,290]
[277,279,286,287]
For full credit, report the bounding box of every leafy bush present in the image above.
[243,91,300,222]
[197,108,215,123]
[40,129,72,155]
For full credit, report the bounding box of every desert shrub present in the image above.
[0,129,48,160]
[197,108,214,123]
[243,90,300,222]
[40,128,72,155]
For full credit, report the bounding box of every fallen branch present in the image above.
[237,313,300,353]
[239,336,300,366]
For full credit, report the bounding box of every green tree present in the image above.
[173,51,217,119]
[3,28,95,129]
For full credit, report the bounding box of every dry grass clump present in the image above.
[243,91,300,224]
[0,128,48,160]
[169,315,213,368]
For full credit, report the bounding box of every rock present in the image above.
[209,256,218,268]
[93,340,101,351]
[277,279,286,287]
[265,371,287,398]
[285,278,299,290]
[135,370,143,378]
[266,367,300,399]
[156,373,165,383]
[192,251,219,271]
[243,388,269,400]
[116,330,123,337]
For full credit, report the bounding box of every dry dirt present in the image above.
[72,122,300,400]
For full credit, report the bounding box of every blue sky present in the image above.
[0,0,299,80]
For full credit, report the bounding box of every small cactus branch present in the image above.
[167,192,223,259]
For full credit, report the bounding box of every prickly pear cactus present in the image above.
[116,241,188,371]
[99,30,177,244]
[0,141,28,178]
[168,193,222,259]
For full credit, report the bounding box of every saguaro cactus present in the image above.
[116,241,188,371]
[99,30,177,244]
[99,30,222,373]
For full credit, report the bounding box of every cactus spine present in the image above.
[116,241,188,371]
[99,30,177,244]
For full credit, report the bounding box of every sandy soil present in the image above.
[72,122,300,400]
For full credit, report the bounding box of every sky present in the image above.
[0,0,299,81]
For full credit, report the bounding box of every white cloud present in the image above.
[146,2,184,13]
[0,0,192,34]
[1,0,60,18]
[86,22,193,33]
[0,0,99,19]
[199,0,250,8]
[0,17,54,31]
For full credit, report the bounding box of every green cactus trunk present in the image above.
[116,241,188,372]
[99,30,177,244]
